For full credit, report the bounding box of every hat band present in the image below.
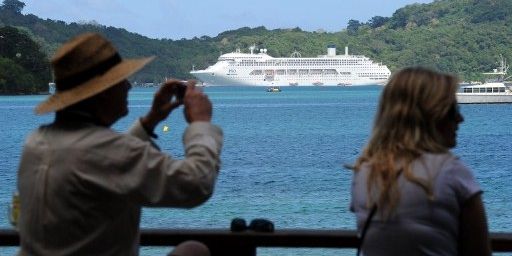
[55,53,122,91]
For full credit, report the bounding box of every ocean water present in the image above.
[1,86,511,255]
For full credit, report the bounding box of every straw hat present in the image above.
[35,32,154,114]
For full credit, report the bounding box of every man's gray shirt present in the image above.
[18,120,223,256]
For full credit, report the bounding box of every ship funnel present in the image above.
[327,44,336,56]
[345,46,348,56]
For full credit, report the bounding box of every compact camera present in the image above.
[176,81,187,101]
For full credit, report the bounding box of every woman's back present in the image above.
[351,153,481,255]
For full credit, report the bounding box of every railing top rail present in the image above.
[1,229,511,252]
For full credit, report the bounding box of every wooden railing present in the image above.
[1,229,511,255]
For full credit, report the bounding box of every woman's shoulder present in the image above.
[422,152,480,196]
[419,151,466,172]
[421,151,458,163]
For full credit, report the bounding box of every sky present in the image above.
[21,0,434,40]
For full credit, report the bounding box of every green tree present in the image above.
[368,16,389,29]
[347,19,362,35]
[1,0,25,13]
[0,26,50,94]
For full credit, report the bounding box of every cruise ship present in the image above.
[190,45,391,86]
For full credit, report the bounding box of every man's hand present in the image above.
[184,81,212,123]
[141,79,185,133]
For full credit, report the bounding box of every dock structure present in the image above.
[1,229,511,255]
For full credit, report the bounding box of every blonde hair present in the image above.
[354,67,458,216]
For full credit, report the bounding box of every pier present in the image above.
[1,229,511,255]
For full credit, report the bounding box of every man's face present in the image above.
[101,80,131,126]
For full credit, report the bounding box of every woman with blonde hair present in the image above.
[350,67,491,256]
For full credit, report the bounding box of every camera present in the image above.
[176,82,187,101]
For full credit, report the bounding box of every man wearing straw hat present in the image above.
[17,33,223,256]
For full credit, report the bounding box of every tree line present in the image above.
[0,0,511,94]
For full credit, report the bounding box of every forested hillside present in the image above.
[0,25,50,94]
[1,0,511,92]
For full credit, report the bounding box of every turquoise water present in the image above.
[1,86,511,255]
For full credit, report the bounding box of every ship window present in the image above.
[464,88,472,93]
[493,87,499,92]
[486,88,492,92]
[479,88,486,93]
[500,87,505,92]
[249,70,263,75]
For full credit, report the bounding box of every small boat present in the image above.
[457,82,512,103]
[266,86,281,92]
[312,81,323,86]
[457,55,512,104]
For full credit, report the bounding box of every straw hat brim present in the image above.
[35,56,154,114]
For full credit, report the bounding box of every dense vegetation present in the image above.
[0,26,50,94]
[0,0,511,94]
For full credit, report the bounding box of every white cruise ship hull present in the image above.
[190,46,391,86]
[190,70,387,86]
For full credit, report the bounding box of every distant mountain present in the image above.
[1,0,511,86]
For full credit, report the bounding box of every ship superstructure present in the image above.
[190,45,391,86]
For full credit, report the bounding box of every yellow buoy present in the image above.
[163,125,169,132]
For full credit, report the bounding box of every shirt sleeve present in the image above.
[447,159,482,205]
[79,120,223,208]
[127,118,160,150]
